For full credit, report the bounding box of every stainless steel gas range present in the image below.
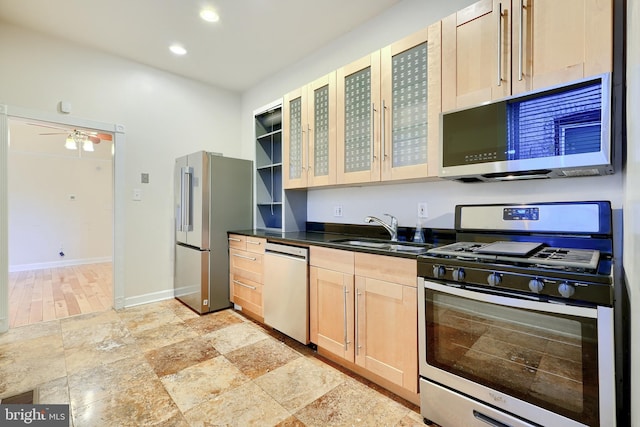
[417,201,616,427]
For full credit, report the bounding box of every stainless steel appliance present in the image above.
[417,201,616,427]
[439,74,613,182]
[263,242,309,344]
[174,151,252,314]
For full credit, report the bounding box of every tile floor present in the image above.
[0,298,424,426]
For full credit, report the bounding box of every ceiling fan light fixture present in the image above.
[169,43,187,55]
[65,135,77,150]
[82,140,94,152]
[199,8,219,23]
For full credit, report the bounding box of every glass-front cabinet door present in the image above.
[337,51,381,185]
[283,86,308,189]
[381,23,441,181]
[308,72,337,187]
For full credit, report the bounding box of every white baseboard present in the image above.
[123,288,175,309]
[9,256,113,272]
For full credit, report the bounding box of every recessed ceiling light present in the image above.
[169,44,187,55]
[200,8,219,23]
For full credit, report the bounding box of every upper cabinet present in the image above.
[442,0,612,112]
[337,23,442,185]
[283,72,337,189]
[381,23,441,181]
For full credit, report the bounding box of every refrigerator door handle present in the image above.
[181,166,193,231]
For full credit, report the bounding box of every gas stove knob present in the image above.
[558,282,575,298]
[487,273,502,287]
[452,268,465,282]
[432,265,446,279]
[528,279,544,294]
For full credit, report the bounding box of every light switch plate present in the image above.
[132,188,142,201]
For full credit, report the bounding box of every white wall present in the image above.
[0,23,243,303]
[8,143,113,270]
[625,0,639,424]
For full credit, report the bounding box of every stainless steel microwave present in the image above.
[439,74,613,182]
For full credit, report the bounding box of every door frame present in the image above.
[0,104,126,333]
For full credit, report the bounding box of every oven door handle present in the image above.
[423,281,598,319]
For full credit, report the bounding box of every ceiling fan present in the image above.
[38,128,113,144]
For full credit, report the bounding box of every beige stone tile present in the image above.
[184,309,244,335]
[397,409,427,426]
[72,378,181,426]
[294,377,409,426]
[183,381,291,427]
[0,334,66,397]
[120,307,185,334]
[204,321,269,354]
[67,354,156,411]
[254,356,345,413]
[0,319,61,345]
[130,321,199,352]
[169,301,201,321]
[61,320,131,349]
[59,309,122,333]
[160,355,248,413]
[37,376,70,405]
[224,336,301,379]
[145,336,220,377]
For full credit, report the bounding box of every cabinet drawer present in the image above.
[245,237,266,254]
[229,248,264,283]
[228,234,246,250]
[310,246,354,274]
[354,252,417,287]
[230,273,263,318]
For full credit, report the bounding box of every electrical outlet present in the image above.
[333,205,343,217]
[418,202,428,218]
[132,188,142,201]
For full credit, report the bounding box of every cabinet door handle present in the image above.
[355,290,361,356]
[307,123,312,173]
[247,240,261,246]
[343,286,350,351]
[518,0,524,81]
[496,2,503,87]
[371,102,377,165]
[382,100,388,160]
[233,253,257,261]
[228,237,242,242]
[301,127,306,172]
[233,280,256,290]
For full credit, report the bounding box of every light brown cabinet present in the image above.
[309,246,418,402]
[283,72,337,189]
[442,0,612,112]
[228,234,266,322]
[337,23,442,184]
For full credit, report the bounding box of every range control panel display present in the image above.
[503,207,539,221]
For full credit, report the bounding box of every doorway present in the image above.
[7,118,114,327]
[0,104,125,333]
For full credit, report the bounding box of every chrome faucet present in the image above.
[364,214,398,241]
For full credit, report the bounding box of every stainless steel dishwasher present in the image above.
[263,242,309,344]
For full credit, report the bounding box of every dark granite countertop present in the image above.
[229,222,455,259]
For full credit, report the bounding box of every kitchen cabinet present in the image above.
[309,246,418,402]
[337,23,442,184]
[441,0,612,112]
[228,234,266,322]
[283,72,337,189]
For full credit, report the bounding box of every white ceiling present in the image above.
[0,0,401,92]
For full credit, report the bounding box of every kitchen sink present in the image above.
[330,238,430,254]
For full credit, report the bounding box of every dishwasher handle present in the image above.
[264,242,308,261]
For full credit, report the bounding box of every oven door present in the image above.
[417,278,615,427]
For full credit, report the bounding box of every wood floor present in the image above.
[8,262,113,329]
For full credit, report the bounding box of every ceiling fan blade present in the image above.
[95,133,113,141]
[88,135,101,144]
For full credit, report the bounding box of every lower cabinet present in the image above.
[228,234,266,322]
[310,246,418,404]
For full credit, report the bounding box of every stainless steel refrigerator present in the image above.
[174,151,252,314]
